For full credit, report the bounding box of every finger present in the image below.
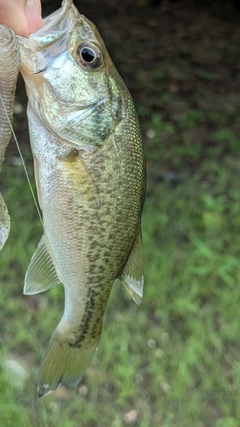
[25,0,43,35]
[0,0,43,36]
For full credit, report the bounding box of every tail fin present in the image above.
[38,330,99,397]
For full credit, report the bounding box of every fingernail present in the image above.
[26,0,41,14]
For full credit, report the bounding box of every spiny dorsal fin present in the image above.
[117,230,144,305]
[24,235,61,295]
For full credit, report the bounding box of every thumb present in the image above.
[25,0,43,35]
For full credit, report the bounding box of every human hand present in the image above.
[0,0,43,37]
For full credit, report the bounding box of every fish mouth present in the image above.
[21,0,76,48]
[17,0,78,74]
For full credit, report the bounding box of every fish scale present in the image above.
[18,0,145,396]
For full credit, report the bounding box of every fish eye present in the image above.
[77,43,103,69]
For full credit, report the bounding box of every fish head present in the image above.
[18,0,124,151]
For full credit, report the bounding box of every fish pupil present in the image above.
[81,48,95,63]
[77,43,103,69]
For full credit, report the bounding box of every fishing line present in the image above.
[0,92,43,227]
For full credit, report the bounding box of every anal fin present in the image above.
[117,230,144,305]
[24,235,61,295]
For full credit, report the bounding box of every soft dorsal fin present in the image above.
[24,235,61,295]
[117,230,144,305]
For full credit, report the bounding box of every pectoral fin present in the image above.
[24,235,61,295]
[117,230,144,305]
[57,151,99,208]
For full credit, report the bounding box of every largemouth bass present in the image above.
[0,26,20,250]
[18,0,145,396]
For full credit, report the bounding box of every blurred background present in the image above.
[1,0,240,425]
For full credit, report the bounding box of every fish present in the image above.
[18,0,146,396]
[0,26,20,250]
